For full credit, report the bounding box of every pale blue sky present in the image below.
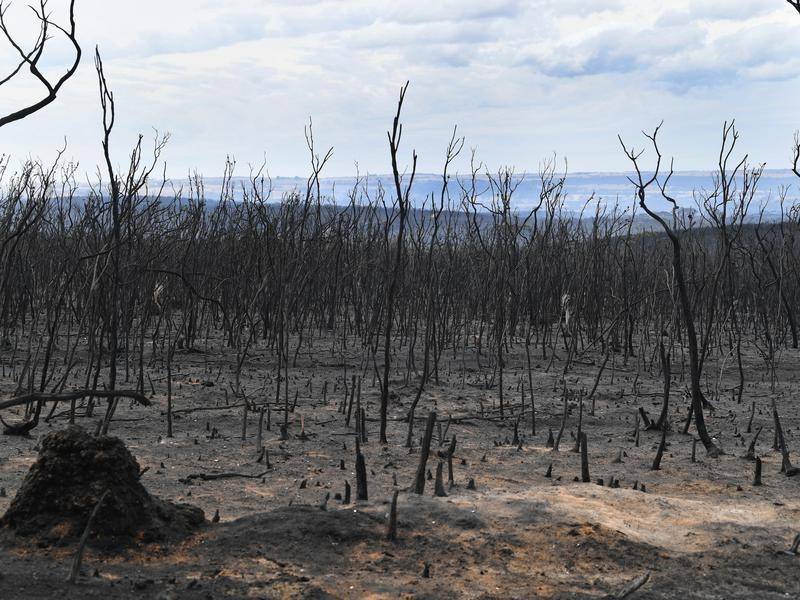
[0,0,798,178]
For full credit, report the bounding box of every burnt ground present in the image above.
[0,332,799,599]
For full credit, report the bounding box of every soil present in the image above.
[0,334,799,599]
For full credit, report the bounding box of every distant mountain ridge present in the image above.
[82,170,800,215]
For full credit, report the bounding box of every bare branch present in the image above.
[0,389,151,412]
[0,0,81,128]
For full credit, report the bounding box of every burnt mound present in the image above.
[0,426,204,545]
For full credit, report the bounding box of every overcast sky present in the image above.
[0,0,798,178]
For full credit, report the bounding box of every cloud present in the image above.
[129,14,268,58]
[0,0,798,179]
[512,1,798,92]
[381,0,524,24]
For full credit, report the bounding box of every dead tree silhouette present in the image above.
[0,0,81,127]
[794,133,799,180]
[619,124,721,457]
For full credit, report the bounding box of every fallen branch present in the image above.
[608,571,651,599]
[67,489,110,584]
[172,403,246,415]
[0,389,151,412]
[781,533,800,556]
[181,470,269,482]
[1,390,151,435]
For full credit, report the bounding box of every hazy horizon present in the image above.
[84,168,798,213]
